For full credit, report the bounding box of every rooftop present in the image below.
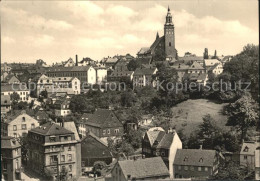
[30,122,73,136]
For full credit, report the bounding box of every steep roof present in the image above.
[105,57,118,63]
[80,109,123,128]
[150,36,164,53]
[81,131,108,147]
[240,142,258,156]
[188,61,205,70]
[117,157,169,179]
[30,122,73,136]
[174,149,216,167]
[204,59,220,67]
[1,136,21,149]
[137,47,150,55]
[62,121,80,141]
[179,56,204,62]
[136,57,152,65]
[146,130,176,150]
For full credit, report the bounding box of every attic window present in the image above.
[244,146,249,152]
[183,157,188,162]
[199,158,203,163]
[22,117,26,122]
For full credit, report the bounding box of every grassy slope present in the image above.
[170,99,229,135]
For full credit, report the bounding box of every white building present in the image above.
[95,66,107,84]
[1,84,30,102]
[208,63,223,75]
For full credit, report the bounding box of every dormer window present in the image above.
[199,158,203,163]
[244,146,249,152]
[22,117,26,122]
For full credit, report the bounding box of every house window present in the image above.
[68,154,72,161]
[169,42,171,46]
[190,166,194,171]
[244,155,247,160]
[205,167,208,171]
[199,158,203,163]
[31,124,35,129]
[14,133,17,138]
[161,152,165,156]
[3,162,7,170]
[103,130,106,135]
[13,125,17,131]
[178,166,181,170]
[183,157,188,162]
[22,117,26,122]
[198,167,202,171]
[243,146,249,152]
[68,144,71,151]
[22,124,27,130]
[50,155,58,164]
[61,155,65,162]
[50,137,56,142]
[15,159,19,169]
[184,166,188,171]
[107,129,110,134]
[69,165,72,172]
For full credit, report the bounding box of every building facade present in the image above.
[1,111,40,137]
[27,122,81,180]
[1,84,30,102]
[1,136,22,181]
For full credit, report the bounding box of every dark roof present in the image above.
[81,131,108,147]
[174,149,216,167]
[1,136,21,149]
[117,157,169,179]
[146,130,176,150]
[134,67,157,76]
[46,66,92,72]
[136,57,152,65]
[179,56,204,62]
[137,47,150,55]
[110,70,134,77]
[1,83,29,92]
[30,122,73,136]
[80,109,123,128]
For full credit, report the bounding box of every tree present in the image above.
[124,129,143,149]
[203,48,209,59]
[223,44,259,99]
[210,160,251,180]
[121,89,136,107]
[10,92,20,107]
[92,161,107,176]
[17,101,28,110]
[127,59,141,71]
[225,92,259,141]
[69,95,95,113]
[153,48,166,61]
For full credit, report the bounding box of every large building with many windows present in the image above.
[27,122,81,180]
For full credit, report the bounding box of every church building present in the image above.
[137,6,178,61]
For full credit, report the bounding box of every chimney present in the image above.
[199,144,203,150]
[75,55,78,66]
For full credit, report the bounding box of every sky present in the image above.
[1,0,259,64]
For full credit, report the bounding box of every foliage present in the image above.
[17,101,28,110]
[223,44,259,100]
[210,160,251,180]
[10,92,20,107]
[69,94,95,113]
[153,47,166,61]
[225,92,259,141]
[92,161,107,176]
[120,89,136,107]
[124,129,143,149]
[127,59,141,71]
[203,48,209,59]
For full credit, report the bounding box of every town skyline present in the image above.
[1,0,258,64]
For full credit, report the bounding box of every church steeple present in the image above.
[165,5,173,25]
[156,32,159,40]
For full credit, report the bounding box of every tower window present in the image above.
[169,42,171,46]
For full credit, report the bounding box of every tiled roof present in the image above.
[134,67,157,76]
[46,66,92,72]
[1,95,11,105]
[117,157,169,179]
[204,59,220,67]
[81,131,108,147]
[110,70,134,77]
[208,63,221,71]
[147,130,161,146]
[150,36,164,53]
[240,142,258,156]
[157,133,175,149]
[146,130,176,150]
[1,83,29,92]
[80,109,123,128]
[30,122,73,136]
[188,61,205,70]
[137,47,150,55]
[105,58,118,63]
[1,136,21,149]
[174,149,216,167]
[171,63,190,70]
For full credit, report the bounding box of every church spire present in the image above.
[156,32,159,40]
[165,6,173,25]
[168,5,170,12]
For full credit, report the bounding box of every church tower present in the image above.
[164,6,177,60]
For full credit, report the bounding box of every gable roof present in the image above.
[174,149,216,167]
[137,47,150,55]
[179,56,204,62]
[105,57,118,64]
[117,157,169,179]
[136,57,152,65]
[46,66,92,72]
[188,61,205,70]
[80,109,123,128]
[204,59,220,67]
[62,121,80,141]
[1,136,21,149]
[81,131,108,147]
[30,122,73,136]
[208,63,222,71]
[240,142,257,155]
